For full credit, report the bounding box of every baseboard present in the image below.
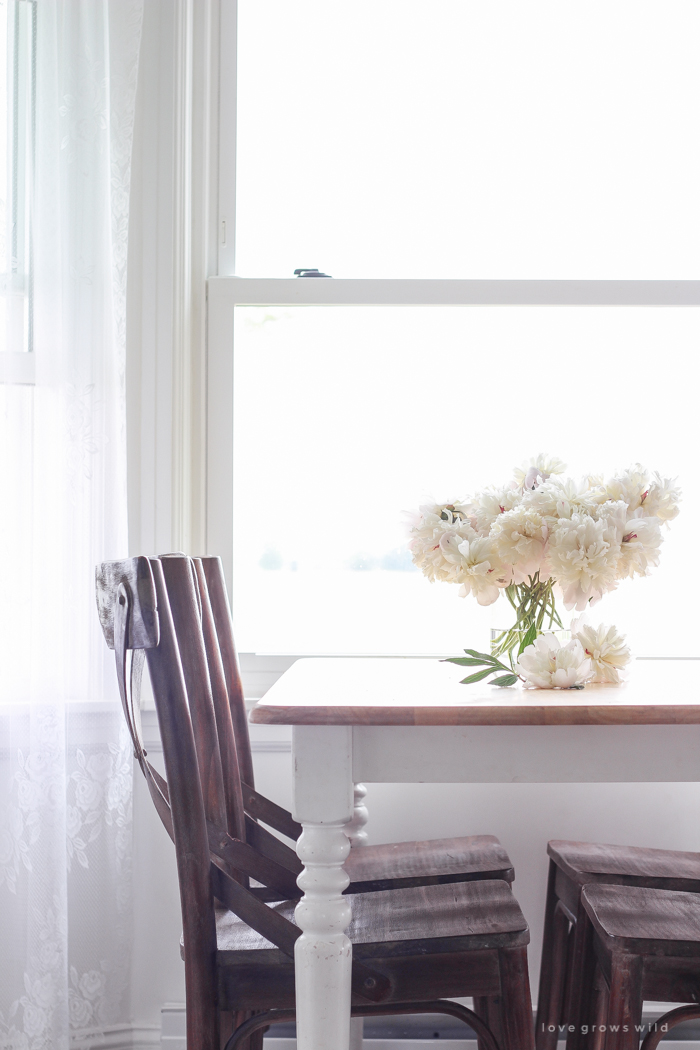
[70,1023,160,1050]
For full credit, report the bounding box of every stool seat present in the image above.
[345,834,514,892]
[547,839,700,892]
[581,883,700,956]
[578,885,700,1050]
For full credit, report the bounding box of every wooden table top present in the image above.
[249,657,700,727]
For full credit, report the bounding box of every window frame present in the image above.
[209,2,700,695]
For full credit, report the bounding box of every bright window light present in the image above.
[236,1,700,279]
[232,305,698,657]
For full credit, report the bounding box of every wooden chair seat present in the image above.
[344,834,514,892]
[548,840,700,891]
[215,878,529,1013]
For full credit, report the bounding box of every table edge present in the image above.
[249,703,700,727]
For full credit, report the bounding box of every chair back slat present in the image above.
[159,555,228,832]
[192,558,247,843]
[199,556,255,789]
[143,558,219,1050]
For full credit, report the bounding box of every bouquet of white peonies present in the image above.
[408,455,681,688]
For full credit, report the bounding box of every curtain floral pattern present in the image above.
[0,2,143,1047]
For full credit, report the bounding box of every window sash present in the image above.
[207,276,700,693]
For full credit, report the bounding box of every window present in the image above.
[0,0,34,384]
[209,2,700,691]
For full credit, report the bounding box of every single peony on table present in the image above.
[408,456,681,689]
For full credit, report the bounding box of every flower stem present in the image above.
[490,579,564,668]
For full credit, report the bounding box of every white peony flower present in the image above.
[513,454,567,489]
[570,620,631,684]
[546,512,622,611]
[408,504,476,584]
[456,536,510,606]
[604,464,650,513]
[517,634,591,689]
[467,486,520,535]
[638,474,682,524]
[490,505,549,583]
[617,513,663,578]
[522,477,605,524]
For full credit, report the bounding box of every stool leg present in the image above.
[498,946,535,1050]
[604,953,643,1050]
[536,861,571,1050]
[474,996,504,1050]
[565,900,598,1050]
[591,968,609,1050]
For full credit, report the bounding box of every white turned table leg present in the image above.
[293,726,354,1050]
[345,783,369,847]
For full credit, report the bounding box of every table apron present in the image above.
[351,724,700,783]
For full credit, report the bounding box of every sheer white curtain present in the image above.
[0,2,143,1046]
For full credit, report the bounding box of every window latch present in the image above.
[294,268,332,278]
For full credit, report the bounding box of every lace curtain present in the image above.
[0,2,143,1046]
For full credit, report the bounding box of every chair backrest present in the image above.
[96,556,219,1050]
[97,555,390,1028]
[198,556,255,789]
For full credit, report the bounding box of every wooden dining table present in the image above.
[250,657,700,1050]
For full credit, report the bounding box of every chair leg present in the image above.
[498,946,535,1050]
[536,861,571,1050]
[603,953,643,1050]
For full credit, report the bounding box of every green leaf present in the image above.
[459,667,497,685]
[517,621,538,656]
[462,648,498,663]
[442,656,492,667]
[569,683,585,690]
[490,674,519,687]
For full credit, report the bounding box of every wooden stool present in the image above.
[536,840,700,1050]
[578,883,700,1050]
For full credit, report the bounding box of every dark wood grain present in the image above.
[573,884,700,1050]
[144,558,220,1050]
[344,834,514,891]
[548,839,700,890]
[193,558,247,844]
[538,839,700,1050]
[200,556,255,789]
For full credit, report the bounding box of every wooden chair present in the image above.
[576,882,700,1050]
[96,556,536,1050]
[536,840,700,1050]
[195,555,516,893]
